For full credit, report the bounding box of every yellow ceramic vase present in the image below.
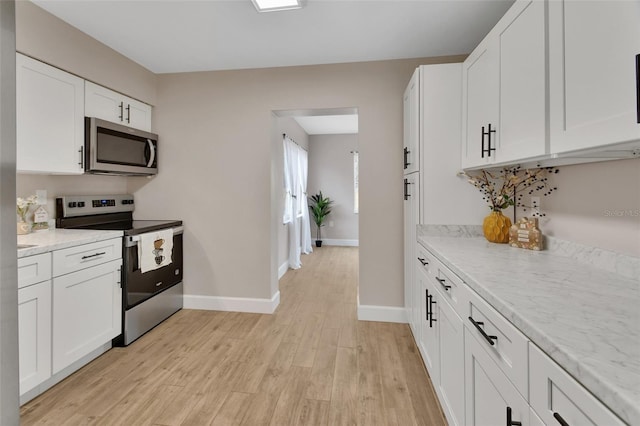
[483,210,512,244]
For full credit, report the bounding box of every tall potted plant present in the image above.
[308,191,333,247]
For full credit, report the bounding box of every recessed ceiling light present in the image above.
[251,0,302,13]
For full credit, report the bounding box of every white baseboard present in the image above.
[184,291,280,314]
[322,239,359,247]
[278,261,289,279]
[357,303,408,323]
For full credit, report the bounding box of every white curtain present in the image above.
[282,135,311,270]
[299,148,312,254]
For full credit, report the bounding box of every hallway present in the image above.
[21,246,445,425]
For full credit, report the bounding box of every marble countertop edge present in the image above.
[17,229,124,258]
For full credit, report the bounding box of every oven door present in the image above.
[124,228,183,309]
[86,117,158,176]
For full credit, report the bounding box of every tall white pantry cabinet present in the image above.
[402,63,486,425]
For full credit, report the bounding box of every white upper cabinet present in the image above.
[462,0,546,169]
[549,0,640,153]
[16,53,85,175]
[85,81,152,132]
[403,69,420,175]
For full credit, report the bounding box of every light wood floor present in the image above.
[21,246,446,425]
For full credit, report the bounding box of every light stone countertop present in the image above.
[418,227,639,426]
[17,229,124,258]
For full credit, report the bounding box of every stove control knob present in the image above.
[68,202,77,208]
[78,202,85,208]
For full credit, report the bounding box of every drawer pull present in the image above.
[425,289,429,321]
[553,412,570,426]
[418,257,429,266]
[506,407,522,426]
[469,316,497,346]
[436,277,451,291]
[81,251,107,260]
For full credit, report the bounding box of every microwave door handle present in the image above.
[147,139,156,167]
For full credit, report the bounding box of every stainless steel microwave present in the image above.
[85,117,158,176]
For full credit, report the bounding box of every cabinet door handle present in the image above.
[404,178,411,200]
[435,277,451,291]
[78,146,84,169]
[126,104,131,123]
[81,251,107,260]
[481,126,486,158]
[418,257,428,266]
[428,295,437,328]
[635,54,639,123]
[119,102,124,121]
[468,316,497,346]
[553,412,570,426]
[487,123,496,157]
[403,147,410,169]
[506,407,522,426]
[425,288,429,321]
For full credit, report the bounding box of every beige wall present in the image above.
[130,56,465,306]
[308,134,359,241]
[16,1,156,105]
[523,158,640,257]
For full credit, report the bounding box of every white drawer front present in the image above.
[432,257,468,319]
[465,286,529,399]
[53,238,121,277]
[529,343,625,426]
[18,253,52,289]
[416,244,436,278]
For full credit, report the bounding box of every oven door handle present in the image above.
[125,226,184,247]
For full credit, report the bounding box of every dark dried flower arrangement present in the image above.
[458,166,559,217]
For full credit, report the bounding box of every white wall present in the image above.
[0,1,19,422]
[307,134,359,242]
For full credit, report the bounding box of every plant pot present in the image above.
[482,210,512,244]
[17,221,31,235]
[315,240,322,248]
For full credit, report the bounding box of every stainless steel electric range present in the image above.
[56,194,183,346]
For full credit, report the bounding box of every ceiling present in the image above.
[293,114,358,135]
[31,0,514,74]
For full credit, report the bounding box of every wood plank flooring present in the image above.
[20,246,446,425]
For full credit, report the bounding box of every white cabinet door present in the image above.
[463,0,547,168]
[549,0,640,153]
[437,295,465,426]
[85,81,152,132]
[529,343,625,426]
[52,259,122,374]
[18,280,52,396]
[418,265,439,383]
[403,69,420,174]
[462,38,498,169]
[16,53,85,174]
[404,173,420,336]
[497,0,546,163]
[464,327,530,426]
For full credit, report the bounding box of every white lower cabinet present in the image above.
[52,259,122,374]
[436,292,464,426]
[464,326,530,426]
[18,280,52,396]
[417,263,439,382]
[529,343,625,426]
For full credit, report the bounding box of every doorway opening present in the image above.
[270,107,359,301]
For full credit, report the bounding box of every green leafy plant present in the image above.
[308,191,334,243]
